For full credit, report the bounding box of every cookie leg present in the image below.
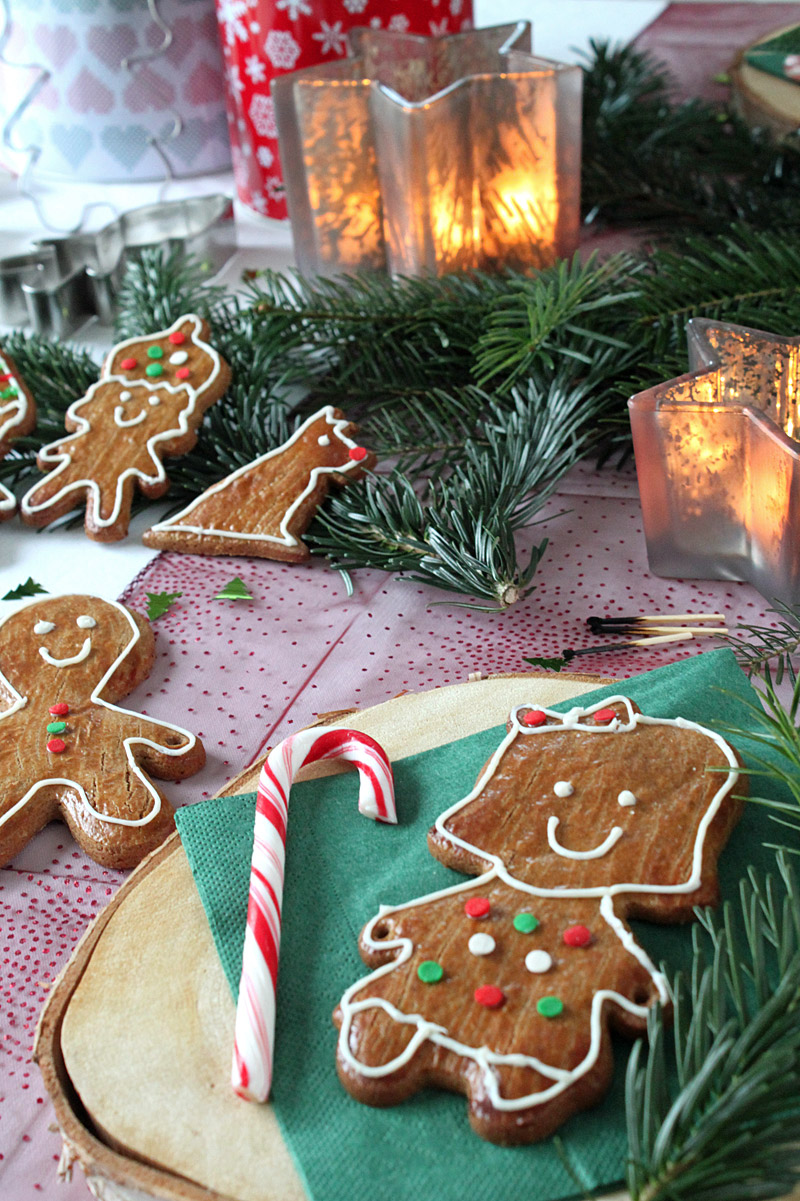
[0,780,61,867]
[55,766,176,870]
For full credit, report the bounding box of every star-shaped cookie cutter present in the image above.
[0,194,235,340]
[629,319,800,604]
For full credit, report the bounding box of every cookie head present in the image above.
[431,698,745,913]
[0,595,147,704]
[105,314,222,396]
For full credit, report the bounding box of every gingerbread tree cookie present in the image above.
[20,315,231,541]
[334,697,745,1144]
[143,406,373,561]
[0,347,36,519]
[0,594,205,869]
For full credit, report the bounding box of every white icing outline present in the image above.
[337,695,739,1113]
[19,316,223,530]
[547,815,623,860]
[147,406,364,548]
[0,353,31,513]
[114,407,148,428]
[0,595,199,830]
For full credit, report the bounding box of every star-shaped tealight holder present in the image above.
[271,22,582,278]
[628,318,800,604]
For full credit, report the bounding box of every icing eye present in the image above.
[76,615,96,629]
[34,620,55,635]
[120,390,132,401]
[618,790,637,807]
[553,780,574,798]
[149,396,161,406]
[318,434,331,446]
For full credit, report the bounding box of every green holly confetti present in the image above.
[523,655,569,673]
[145,591,183,621]
[215,577,253,601]
[2,578,48,601]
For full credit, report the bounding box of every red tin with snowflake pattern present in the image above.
[213,0,473,218]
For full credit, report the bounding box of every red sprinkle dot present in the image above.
[0,373,11,384]
[46,738,66,754]
[175,367,191,380]
[464,897,491,919]
[49,703,69,716]
[593,707,617,724]
[522,709,547,727]
[120,357,137,370]
[474,985,505,1009]
[349,446,368,462]
[168,331,186,345]
[563,924,592,948]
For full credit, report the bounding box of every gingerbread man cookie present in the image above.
[335,697,745,1144]
[0,594,205,869]
[20,315,231,541]
[143,406,373,561]
[0,346,36,519]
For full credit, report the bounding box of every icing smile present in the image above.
[114,406,147,428]
[39,637,92,668]
[546,815,623,861]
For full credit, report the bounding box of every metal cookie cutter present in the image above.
[0,193,235,339]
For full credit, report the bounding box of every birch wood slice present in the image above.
[729,26,800,137]
[36,671,625,1201]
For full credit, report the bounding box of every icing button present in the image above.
[418,960,444,984]
[536,996,564,1018]
[145,363,163,377]
[474,985,505,1009]
[525,950,553,974]
[147,345,164,359]
[49,703,69,716]
[468,933,496,957]
[175,367,191,380]
[46,721,67,734]
[120,357,137,370]
[464,897,491,919]
[593,707,617,724]
[522,709,547,727]
[168,331,186,345]
[563,924,592,948]
[349,446,368,462]
[46,737,66,753]
[513,913,539,934]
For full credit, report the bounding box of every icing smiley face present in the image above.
[35,612,98,667]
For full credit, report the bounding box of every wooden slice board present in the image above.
[35,671,632,1201]
[730,25,800,137]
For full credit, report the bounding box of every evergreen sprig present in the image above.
[726,602,800,684]
[626,854,800,1201]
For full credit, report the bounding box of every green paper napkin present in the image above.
[744,25,800,85]
[176,650,787,1201]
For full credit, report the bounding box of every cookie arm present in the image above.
[123,715,206,780]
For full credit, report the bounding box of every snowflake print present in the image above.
[450,0,463,13]
[276,0,312,19]
[388,14,410,31]
[249,94,278,138]
[250,191,267,214]
[257,145,274,168]
[217,0,249,45]
[265,30,301,70]
[266,175,285,201]
[244,54,267,84]
[343,0,368,13]
[429,18,449,36]
[370,17,381,27]
[312,20,347,56]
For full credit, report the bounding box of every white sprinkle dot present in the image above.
[468,933,496,957]
[525,950,553,974]
[169,350,189,365]
[553,781,574,798]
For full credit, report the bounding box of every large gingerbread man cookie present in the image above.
[334,697,745,1144]
[0,595,205,869]
[20,315,230,541]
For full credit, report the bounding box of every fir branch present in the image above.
[724,602,800,684]
[626,854,800,1201]
[114,246,228,340]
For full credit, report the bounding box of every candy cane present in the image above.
[232,726,395,1102]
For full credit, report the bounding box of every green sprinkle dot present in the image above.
[514,913,539,934]
[46,721,66,734]
[537,996,564,1018]
[145,362,163,377]
[147,345,164,359]
[0,386,18,400]
[418,960,443,984]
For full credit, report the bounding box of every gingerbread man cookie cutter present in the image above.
[0,194,235,339]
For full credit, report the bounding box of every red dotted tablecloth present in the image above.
[0,457,781,1198]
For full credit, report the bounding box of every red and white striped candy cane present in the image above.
[232,726,395,1102]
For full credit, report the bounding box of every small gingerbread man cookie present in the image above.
[20,315,230,541]
[0,594,205,869]
[0,346,36,520]
[335,697,745,1144]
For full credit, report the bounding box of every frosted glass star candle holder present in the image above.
[628,319,800,605]
[271,22,582,277]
